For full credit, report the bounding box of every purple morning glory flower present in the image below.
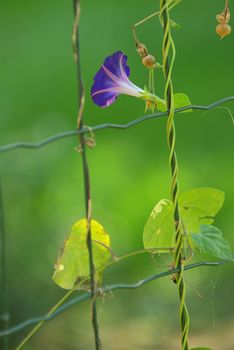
[91,51,145,108]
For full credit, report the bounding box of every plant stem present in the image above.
[72,1,101,349]
[160,1,189,349]
[13,245,173,346]
[132,0,181,45]
[15,288,75,350]
[225,0,229,11]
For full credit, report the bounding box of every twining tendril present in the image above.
[160,1,190,349]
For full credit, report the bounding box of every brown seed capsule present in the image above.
[216,23,232,38]
[216,8,231,24]
[136,42,148,58]
[142,54,156,68]
[225,8,231,23]
[216,13,226,24]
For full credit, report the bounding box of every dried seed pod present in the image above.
[217,7,231,24]
[216,13,226,24]
[136,42,148,58]
[216,23,232,38]
[225,7,231,23]
[142,54,156,68]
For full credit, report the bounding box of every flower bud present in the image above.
[142,54,156,68]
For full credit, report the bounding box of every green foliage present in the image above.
[169,18,180,29]
[156,98,167,112]
[179,187,225,233]
[52,219,112,290]
[174,93,192,112]
[156,93,191,112]
[143,199,175,252]
[143,187,225,253]
[192,225,233,261]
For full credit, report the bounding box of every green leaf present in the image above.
[169,18,180,29]
[155,93,191,113]
[192,225,233,261]
[156,98,167,112]
[179,187,225,233]
[53,219,112,290]
[143,199,175,252]
[143,188,225,254]
[174,93,192,112]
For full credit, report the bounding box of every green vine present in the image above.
[160,1,190,349]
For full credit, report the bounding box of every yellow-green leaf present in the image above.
[143,188,225,254]
[169,18,180,29]
[143,199,175,252]
[156,93,192,113]
[174,93,192,112]
[53,219,112,290]
[179,187,225,233]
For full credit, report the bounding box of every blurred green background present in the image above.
[0,0,234,349]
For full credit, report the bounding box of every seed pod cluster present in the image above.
[216,5,231,39]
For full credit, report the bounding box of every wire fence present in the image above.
[0,0,234,349]
[0,258,231,338]
[0,96,234,154]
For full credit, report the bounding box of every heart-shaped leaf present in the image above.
[179,188,224,233]
[143,199,175,251]
[174,92,192,112]
[53,219,112,290]
[143,188,225,253]
[192,225,233,261]
[156,93,191,112]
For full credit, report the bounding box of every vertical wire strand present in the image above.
[160,1,190,349]
[72,1,102,349]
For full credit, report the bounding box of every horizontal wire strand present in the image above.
[0,257,230,338]
[0,96,233,153]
